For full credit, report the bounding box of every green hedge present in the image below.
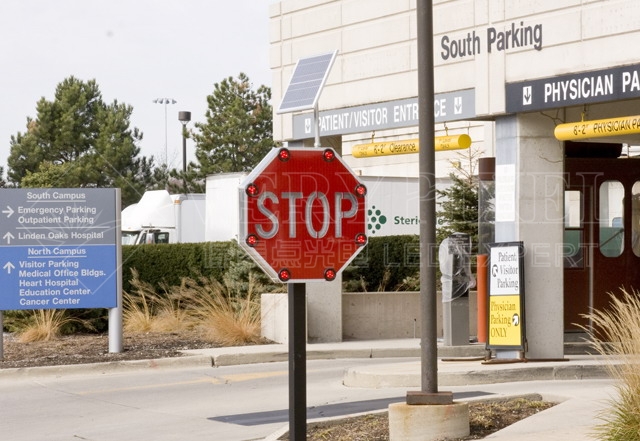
[121,241,237,293]
[121,236,422,295]
[342,235,420,291]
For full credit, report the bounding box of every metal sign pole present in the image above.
[407,0,453,405]
[418,0,438,395]
[288,282,307,440]
[314,104,321,148]
[109,188,123,353]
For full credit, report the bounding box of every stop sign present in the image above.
[239,147,367,282]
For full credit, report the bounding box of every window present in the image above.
[564,190,583,268]
[155,232,170,244]
[599,181,624,257]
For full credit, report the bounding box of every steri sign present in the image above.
[359,176,419,237]
[238,147,367,282]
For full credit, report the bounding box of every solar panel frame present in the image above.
[277,50,338,114]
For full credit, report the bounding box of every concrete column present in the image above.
[261,293,290,344]
[260,281,342,344]
[494,114,564,359]
[306,276,342,343]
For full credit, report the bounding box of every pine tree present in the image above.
[436,148,481,254]
[192,73,276,175]
[8,77,158,206]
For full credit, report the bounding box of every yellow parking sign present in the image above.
[487,242,525,350]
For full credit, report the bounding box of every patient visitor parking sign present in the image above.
[487,242,525,350]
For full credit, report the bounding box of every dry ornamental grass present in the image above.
[583,288,640,441]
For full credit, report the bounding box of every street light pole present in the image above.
[153,98,176,164]
[178,111,191,174]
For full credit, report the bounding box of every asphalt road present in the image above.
[0,358,421,441]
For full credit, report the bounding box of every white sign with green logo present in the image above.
[361,176,419,237]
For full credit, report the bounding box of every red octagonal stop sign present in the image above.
[239,147,367,282]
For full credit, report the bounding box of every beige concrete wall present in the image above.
[342,291,478,341]
[261,291,479,343]
[261,293,291,344]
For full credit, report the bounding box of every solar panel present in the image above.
[277,50,338,114]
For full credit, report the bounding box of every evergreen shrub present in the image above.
[343,235,420,292]
[122,241,236,294]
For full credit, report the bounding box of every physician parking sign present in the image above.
[487,242,525,351]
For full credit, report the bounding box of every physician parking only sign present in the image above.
[487,242,525,351]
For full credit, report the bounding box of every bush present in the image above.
[122,241,236,294]
[583,288,640,441]
[343,235,420,292]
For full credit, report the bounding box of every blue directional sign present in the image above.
[0,188,119,310]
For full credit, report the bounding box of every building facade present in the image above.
[268,0,640,358]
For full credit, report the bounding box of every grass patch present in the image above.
[583,288,640,441]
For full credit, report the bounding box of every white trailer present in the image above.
[121,190,206,245]
[205,172,247,242]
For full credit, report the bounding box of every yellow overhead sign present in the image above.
[554,115,640,141]
[351,135,471,158]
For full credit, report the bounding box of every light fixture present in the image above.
[153,98,177,164]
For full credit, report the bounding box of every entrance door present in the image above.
[564,156,640,331]
[563,184,591,330]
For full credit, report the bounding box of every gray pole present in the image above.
[418,0,437,395]
[314,104,320,148]
[178,111,191,174]
[182,131,187,174]
[406,0,453,405]
[109,189,123,353]
[153,98,176,165]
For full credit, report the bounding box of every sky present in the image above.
[0,0,275,176]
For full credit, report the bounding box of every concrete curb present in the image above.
[343,361,612,388]
[0,355,214,380]
[209,343,487,367]
[0,342,601,385]
[0,343,485,379]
